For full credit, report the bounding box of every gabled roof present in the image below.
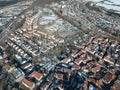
[22,79,35,89]
[102,72,115,84]
[28,71,43,81]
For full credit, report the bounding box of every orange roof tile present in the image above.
[22,79,35,88]
[74,57,83,65]
[66,70,73,75]
[89,78,101,88]
[102,72,115,84]
[28,71,43,81]
[92,65,101,73]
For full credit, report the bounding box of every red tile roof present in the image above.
[72,64,80,70]
[92,65,101,73]
[28,71,43,81]
[66,70,73,75]
[89,78,102,88]
[22,79,35,89]
[102,72,115,84]
[74,57,83,65]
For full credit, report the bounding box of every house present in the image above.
[28,71,43,81]
[72,63,80,70]
[71,49,81,58]
[61,58,71,64]
[111,80,120,90]
[21,63,32,70]
[89,77,102,89]
[92,65,101,73]
[66,69,73,75]
[22,78,35,90]
[74,57,83,65]
[40,81,52,90]
[9,67,25,82]
[84,81,89,90]
[11,87,18,90]
[102,72,116,84]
